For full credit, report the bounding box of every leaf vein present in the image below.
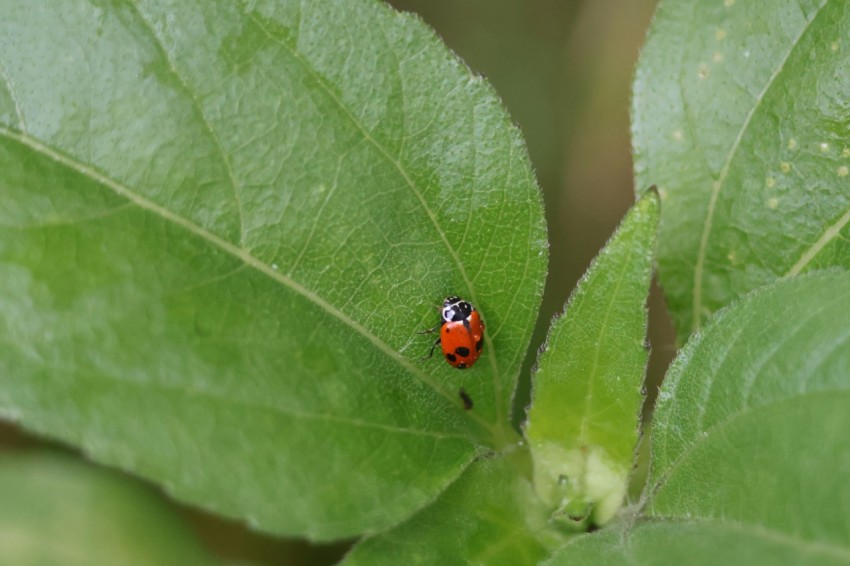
[0,127,492,434]
[579,238,639,444]
[0,58,26,131]
[650,389,850,499]
[783,205,850,278]
[127,0,247,246]
[244,8,478,305]
[2,342,473,442]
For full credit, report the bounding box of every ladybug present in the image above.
[422,296,485,369]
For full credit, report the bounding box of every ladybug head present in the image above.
[442,296,473,323]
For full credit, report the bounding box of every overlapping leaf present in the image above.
[633,0,850,341]
[0,451,211,565]
[546,272,850,564]
[343,451,562,565]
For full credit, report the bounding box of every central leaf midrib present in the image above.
[128,3,510,426]
[579,231,639,446]
[690,0,832,332]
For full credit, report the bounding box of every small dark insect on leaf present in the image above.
[458,388,473,410]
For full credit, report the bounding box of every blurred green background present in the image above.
[1,1,673,564]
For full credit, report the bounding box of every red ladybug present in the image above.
[422,296,485,369]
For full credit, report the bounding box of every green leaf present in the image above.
[633,0,850,342]
[0,451,211,565]
[647,271,850,550]
[0,0,546,540]
[525,190,659,526]
[543,521,848,566]
[545,271,850,564]
[342,450,562,566]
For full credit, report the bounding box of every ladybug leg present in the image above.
[418,323,440,335]
[421,337,441,361]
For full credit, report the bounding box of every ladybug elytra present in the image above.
[422,296,485,369]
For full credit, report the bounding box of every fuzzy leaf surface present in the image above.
[546,272,850,564]
[525,191,659,525]
[633,0,850,341]
[0,0,547,539]
[647,272,850,552]
[543,521,848,566]
[343,451,561,566]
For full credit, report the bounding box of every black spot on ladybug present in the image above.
[456,362,467,369]
[459,388,473,410]
[455,346,470,357]
[445,326,450,333]
[475,339,483,351]
[445,353,457,363]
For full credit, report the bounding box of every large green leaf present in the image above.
[0,451,211,565]
[546,272,850,564]
[633,0,850,341]
[0,0,546,540]
[647,272,850,546]
[343,450,562,566]
[543,520,848,566]
[525,190,659,526]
